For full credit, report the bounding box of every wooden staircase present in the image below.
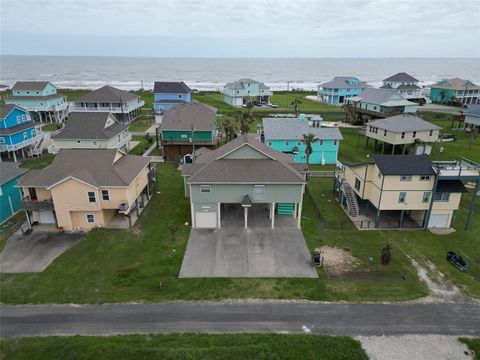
[341,182,359,217]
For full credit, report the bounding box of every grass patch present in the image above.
[460,338,480,359]
[128,116,153,132]
[128,135,152,156]
[192,92,238,114]
[0,334,368,360]
[19,153,55,169]
[0,212,26,252]
[40,123,61,132]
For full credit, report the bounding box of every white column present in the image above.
[13,151,17,162]
[244,207,248,228]
[271,202,275,228]
[190,200,195,228]
[294,203,298,218]
[217,202,221,228]
[297,185,305,229]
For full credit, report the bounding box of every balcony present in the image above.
[22,197,55,211]
[70,100,145,113]
[161,137,218,145]
[433,158,480,180]
[0,133,43,152]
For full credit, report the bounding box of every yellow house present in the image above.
[335,155,478,230]
[18,149,153,231]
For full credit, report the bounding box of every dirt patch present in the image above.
[318,246,358,275]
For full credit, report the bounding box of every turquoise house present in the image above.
[153,82,191,114]
[317,76,369,105]
[5,81,69,123]
[262,117,343,165]
[0,162,27,223]
[429,78,480,105]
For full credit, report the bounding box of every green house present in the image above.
[429,78,480,105]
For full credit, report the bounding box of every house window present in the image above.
[319,140,324,145]
[16,116,21,124]
[21,115,26,122]
[88,191,96,203]
[401,132,405,139]
[429,130,433,136]
[398,192,407,203]
[101,190,110,200]
[0,137,5,144]
[434,192,450,202]
[354,178,361,191]
[285,141,289,146]
[23,132,28,140]
[422,192,430,203]
[400,175,412,181]
[86,214,95,223]
[373,106,377,110]
[333,140,337,145]
[200,185,211,193]
[181,134,188,139]
[178,94,183,99]
[254,185,265,200]
[413,131,417,138]
[268,141,272,146]
[92,141,97,146]
[384,130,387,136]
[420,175,431,181]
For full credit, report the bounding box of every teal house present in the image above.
[222,78,271,107]
[317,76,369,105]
[262,117,343,165]
[5,81,69,123]
[429,78,480,105]
[0,162,27,223]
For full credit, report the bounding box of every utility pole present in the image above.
[191,124,196,161]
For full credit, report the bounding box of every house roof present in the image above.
[182,135,306,184]
[381,84,421,90]
[153,81,191,93]
[347,88,417,107]
[53,112,127,140]
[466,104,480,118]
[0,121,37,135]
[224,78,270,90]
[0,104,19,119]
[262,118,343,141]
[366,114,441,133]
[373,155,435,175]
[0,162,27,185]
[383,72,419,83]
[76,85,139,103]
[11,81,52,91]
[161,102,216,131]
[431,78,480,91]
[436,180,468,193]
[319,76,370,89]
[18,149,150,188]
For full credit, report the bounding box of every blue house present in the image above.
[0,162,27,223]
[5,81,69,123]
[317,77,370,105]
[153,82,191,114]
[0,104,42,162]
[262,117,343,165]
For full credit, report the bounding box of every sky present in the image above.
[1,0,479,58]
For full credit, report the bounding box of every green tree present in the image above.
[237,109,255,134]
[222,118,235,142]
[291,97,303,117]
[302,133,317,164]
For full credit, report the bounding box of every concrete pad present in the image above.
[0,232,84,273]
[179,228,318,278]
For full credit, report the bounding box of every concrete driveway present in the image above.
[179,228,318,278]
[0,232,84,273]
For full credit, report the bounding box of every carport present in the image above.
[221,202,297,229]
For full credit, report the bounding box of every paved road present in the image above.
[1,301,480,338]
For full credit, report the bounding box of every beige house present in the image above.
[364,114,441,155]
[19,149,153,231]
[335,155,471,229]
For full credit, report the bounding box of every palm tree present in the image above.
[439,89,447,104]
[291,97,303,117]
[222,118,235,142]
[237,109,255,135]
[302,133,317,164]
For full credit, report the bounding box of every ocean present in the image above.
[1,56,479,91]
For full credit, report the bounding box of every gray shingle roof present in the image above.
[347,88,417,107]
[76,85,139,103]
[225,78,270,90]
[0,121,37,135]
[153,81,191,93]
[53,112,127,140]
[366,114,440,133]
[380,84,420,90]
[262,118,343,141]
[466,104,480,117]
[319,76,370,89]
[18,149,150,188]
[0,104,18,119]
[373,155,435,175]
[383,72,419,83]
[7,94,64,101]
[11,81,52,91]
[431,78,480,90]
[0,162,27,185]
[161,102,216,131]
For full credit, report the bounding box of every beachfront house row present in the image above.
[181,135,307,229]
[70,85,144,123]
[465,104,480,128]
[49,112,131,154]
[380,72,423,103]
[344,88,419,123]
[161,102,218,163]
[363,114,441,155]
[262,117,343,165]
[317,76,369,105]
[5,81,69,123]
[153,81,191,114]
[0,162,27,223]
[429,78,480,105]
[222,78,272,107]
[335,155,480,230]
[0,104,45,162]
[18,149,155,231]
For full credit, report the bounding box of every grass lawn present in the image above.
[19,153,55,169]
[149,147,163,156]
[460,338,480,359]
[0,212,26,252]
[40,123,61,132]
[128,135,152,156]
[128,115,153,132]
[192,92,238,114]
[0,334,368,360]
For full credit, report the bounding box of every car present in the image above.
[446,251,469,272]
[269,103,279,108]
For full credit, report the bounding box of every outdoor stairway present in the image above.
[276,203,295,216]
[29,132,51,157]
[341,182,359,217]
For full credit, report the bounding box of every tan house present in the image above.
[364,114,441,155]
[335,155,475,229]
[18,149,153,231]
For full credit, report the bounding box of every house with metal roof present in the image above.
[317,76,370,105]
[49,112,131,154]
[5,81,69,123]
[181,135,307,229]
[18,149,155,231]
[363,114,441,155]
[161,102,218,163]
[465,104,480,127]
[153,81,191,114]
[0,162,27,223]
[381,72,423,103]
[335,155,479,230]
[429,78,480,105]
[70,85,144,123]
[222,78,271,107]
[262,117,343,164]
[344,88,419,123]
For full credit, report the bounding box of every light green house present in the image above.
[50,112,131,154]
[222,78,272,106]
[181,135,307,229]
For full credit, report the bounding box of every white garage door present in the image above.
[428,214,449,228]
[195,212,217,228]
[38,210,56,224]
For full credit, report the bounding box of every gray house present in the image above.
[181,135,307,229]
[465,104,480,127]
